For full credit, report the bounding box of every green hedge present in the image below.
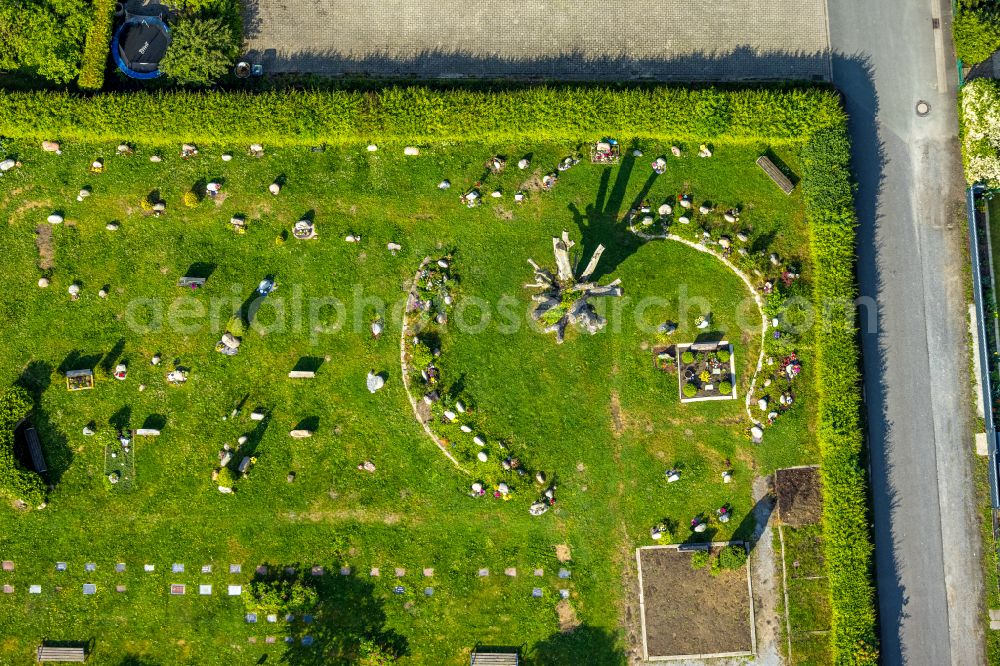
[0,87,844,147]
[0,386,44,507]
[954,9,1000,65]
[77,0,116,90]
[801,126,879,664]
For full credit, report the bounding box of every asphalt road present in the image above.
[827,0,986,662]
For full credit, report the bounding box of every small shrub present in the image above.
[139,197,154,211]
[718,544,748,570]
[217,466,235,489]
[690,550,710,570]
[682,382,698,398]
[160,16,238,86]
[182,191,200,208]
[681,351,694,364]
[243,578,319,615]
[718,380,733,394]
[709,554,722,576]
[717,349,731,363]
[699,369,711,384]
[77,0,116,90]
[954,9,1000,64]
[226,316,245,337]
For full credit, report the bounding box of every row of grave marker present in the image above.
[2,561,571,578]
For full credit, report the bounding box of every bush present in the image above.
[182,191,200,207]
[226,316,245,337]
[681,351,694,364]
[718,544,747,570]
[159,16,237,86]
[690,550,710,570]
[0,87,845,147]
[802,126,878,663]
[0,386,45,506]
[217,466,235,489]
[718,380,733,394]
[77,0,116,90]
[717,349,731,363]
[962,78,1000,185]
[242,578,319,615]
[0,0,93,84]
[954,9,1000,64]
[682,382,698,398]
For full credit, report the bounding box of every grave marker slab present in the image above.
[558,568,571,579]
[532,588,543,598]
[285,614,295,622]
[1,561,13,571]
[284,637,294,644]
[339,567,351,576]
[116,585,126,593]
[2,585,13,594]
[301,636,314,646]
[424,587,434,596]
[248,637,257,644]
[170,584,185,595]
[505,568,517,577]
[560,589,570,599]
[199,585,212,595]
[228,585,242,596]
[303,614,313,624]
[266,636,276,644]
[229,564,242,574]
[267,614,277,623]
[393,586,405,594]
[201,565,212,574]
[29,585,41,594]
[115,563,126,573]
[478,568,489,577]
[172,563,185,573]
[394,568,405,577]
[311,566,324,576]
[285,567,296,576]
[370,567,380,577]
[85,563,95,572]
[256,565,268,575]
[83,584,96,595]
[55,562,67,572]
[246,613,258,623]
[144,564,154,572]
[423,568,433,577]
[533,568,544,577]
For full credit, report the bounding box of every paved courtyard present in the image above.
[241,0,831,81]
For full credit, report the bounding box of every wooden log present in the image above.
[578,244,605,280]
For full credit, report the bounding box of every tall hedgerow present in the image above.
[0,386,44,506]
[77,0,116,90]
[801,126,879,665]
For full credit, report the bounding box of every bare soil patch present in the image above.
[610,391,624,436]
[35,225,54,270]
[555,599,579,632]
[775,466,821,527]
[555,544,572,562]
[638,545,752,658]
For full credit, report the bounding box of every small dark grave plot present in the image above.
[637,545,753,659]
[775,466,822,527]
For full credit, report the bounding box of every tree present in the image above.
[0,385,44,506]
[243,578,319,616]
[159,16,236,86]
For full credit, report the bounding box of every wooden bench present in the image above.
[470,652,518,666]
[756,155,795,195]
[37,645,86,662]
[177,277,206,289]
[24,427,47,475]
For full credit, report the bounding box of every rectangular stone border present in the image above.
[676,342,737,403]
[635,542,756,661]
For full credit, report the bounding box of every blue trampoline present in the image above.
[112,16,170,79]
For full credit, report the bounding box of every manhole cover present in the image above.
[916,100,931,116]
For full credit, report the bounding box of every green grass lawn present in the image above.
[778,523,832,665]
[0,137,817,664]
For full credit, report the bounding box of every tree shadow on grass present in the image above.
[15,361,71,485]
[249,568,408,665]
[525,624,626,666]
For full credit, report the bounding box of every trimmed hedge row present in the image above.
[77,0,116,91]
[801,126,879,664]
[0,86,844,147]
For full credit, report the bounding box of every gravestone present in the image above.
[478,569,489,577]
[116,585,126,593]
[558,568,571,579]
[266,636,276,644]
[311,566,324,576]
[83,584,96,595]
[2,585,12,594]
[246,613,258,623]
[267,614,277,623]
[29,585,41,594]
[1,561,13,571]
[301,636,314,646]
[170,584,185,595]
[256,565,268,575]
[116,563,126,572]
[560,589,570,599]
[532,588,543,598]
[85,563,95,572]
[423,568,433,577]
[534,569,544,577]
[339,567,350,576]
[228,585,242,596]
[505,568,517,577]
[199,585,212,595]
[303,615,313,624]
[55,562,67,572]
[172,563,184,573]
[144,564,154,572]
[370,567,380,577]
[394,568,405,577]
[201,565,212,574]
[393,586,405,595]
[247,637,257,644]
[229,564,242,574]
[425,587,434,596]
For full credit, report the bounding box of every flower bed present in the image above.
[675,342,736,402]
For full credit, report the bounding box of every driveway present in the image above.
[827,0,986,663]
[241,0,830,80]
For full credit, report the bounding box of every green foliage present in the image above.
[717,544,747,570]
[0,386,45,506]
[717,349,731,363]
[182,191,200,207]
[0,87,845,147]
[718,380,732,394]
[77,0,114,90]
[682,382,698,398]
[243,578,319,615]
[801,126,879,664]
[357,639,399,665]
[159,16,237,87]
[216,466,234,489]
[0,0,93,84]
[954,9,1000,64]
[226,315,245,337]
[681,351,694,364]
[690,549,710,570]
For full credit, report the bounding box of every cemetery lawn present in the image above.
[0,138,817,664]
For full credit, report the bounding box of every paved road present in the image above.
[827,0,986,662]
[242,0,829,80]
